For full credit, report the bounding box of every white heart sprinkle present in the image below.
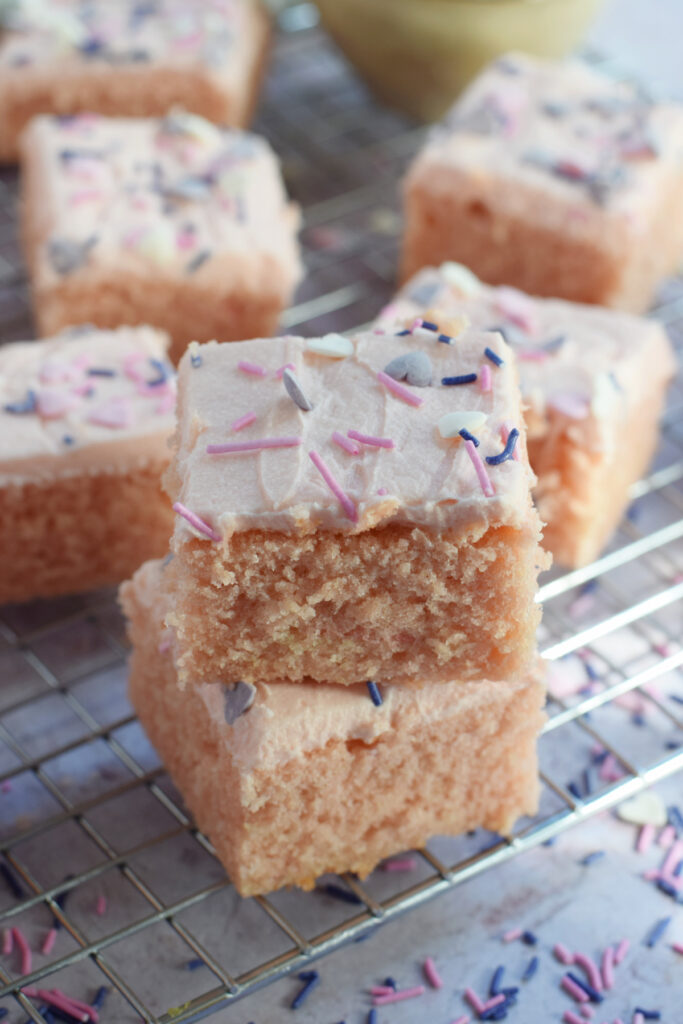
[306,334,354,358]
[438,411,487,439]
[223,681,256,725]
[440,262,482,296]
[616,791,667,827]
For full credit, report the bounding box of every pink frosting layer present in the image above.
[379,264,676,455]
[0,325,175,483]
[166,328,536,539]
[23,113,301,289]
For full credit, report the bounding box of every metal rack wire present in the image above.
[0,15,681,1024]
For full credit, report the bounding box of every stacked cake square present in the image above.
[121,323,548,895]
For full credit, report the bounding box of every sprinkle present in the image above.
[332,431,360,455]
[562,976,589,1003]
[87,368,116,377]
[581,851,605,866]
[281,369,313,412]
[172,502,221,542]
[637,824,656,853]
[522,930,538,946]
[672,942,683,954]
[465,440,495,497]
[489,966,505,996]
[383,351,433,388]
[185,958,205,971]
[382,857,417,872]
[645,916,671,948]
[438,411,487,439]
[600,947,614,990]
[309,450,357,522]
[0,862,25,898]
[656,878,678,898]
[41,928,58,955]
[495,286,537,333]
[4,390,36,414]
[564,1013,587,1024]
[47,235,97,274]
[555,943,575,964]
[21,990,90,1023]
[87,397,134,429]
[206,437,302,454]
[479,364,492,392]
[95,895,107,916]
[634,1010,661,1020]
[613,938,630,964]
[442,373,478,386]
[370,986,394,997]
[291,971,320,1010]
[275,363,296,378]
[573,953,602,991]
[484,347,504,368]
[423,957,443,989]
[92,987,109,1010]
[486,428,519,465]
[450,1018,471,1024]
[238,360,268,377]
[189,343,202,368]
[306,334,354,359]
[368,1011,378,1024]
[503,928,523,943]
[668,806,683,833]
[377,370,424,407]
[36,388,81,420]
[51,990,99,1023]
[567,971,603,1003]
[522,956,539,981]
[580,1008,594,1021]
[373,986,425,1007]
[223,682,256,725]
[659,824,676,848]
[347,430,395,450]
[367,681,383,706]
[2,929,12,954]
[12,927,31,975]
[459,429,480,447]
[383,977,397,990]
[617,792,667,827]
[231,411,257,432]
[661,839,683,877]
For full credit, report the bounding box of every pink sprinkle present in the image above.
[672,942,683,954]
[599,753,623,782]
[601,946,614,989]
[501,421,521,461]
[449,1018,471,1024]
[659,873,682,892]
[370,986,394,997]
[464,988,485,1014]
[561,975,589,1003]
[658,824,676,848]
[480,364,492,393]
[481,995,505,1012]
[95,895,107,916]
[158,639,171,654]
[495,286,538,333]
[35,389,81,419]
[549,391,590,420]
[613,938,630,965]
[661,839,683,876]
[176,229,196,251]
[231,411,257,432]
[23,990,89,1023]
[68,189,103,205]
[383,857,417,872]
[554,943,575,965]
[123,226,147,250]
[377,370,424,407]
[41,928,57,956]
[633,1015,645,1024]
[517,348,549,361]
[643,869,660,881]
[207,437,302,454]
[309,450,357,523]
[580,1007,594,1020]
[51,989,99,1023]
[172,502,221,542]
[503,928,523,943]
[12,926,31,975]
[573,953,602,992]
[332,431,360,455]
[423,956,443,989]
[373,985,425,1006]
[87,397,134,429]
[155,389,175,415]
[347,430,395,449]
[238,360,268,377]
[2,928,12,954]
[119,354,145,382]
[377,487,388,496]
[464,439,495,497]
[637,824,655,853]
[564,1013,587,1024]
[275,363,296,379]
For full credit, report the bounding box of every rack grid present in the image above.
[0,15,681,1024]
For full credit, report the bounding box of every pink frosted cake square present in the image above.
[20,113,302,363]
[402,52,683,313]
[122,559,546,896]
[162,329,547,689]
[0,0,270,163]
[0,325,175,604]
[379,264,676,568]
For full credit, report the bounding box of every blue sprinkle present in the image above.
[543,333,566,351]
[567,781,583,800]
[484,346,504,366]
[673,858,683,878]
[147,358,170,386]
[656,878,678,899]
[645,916,671,947]
[79,38,104,56]
[583,660,600,682]
[581,850,605,866]
[395,329,411,336]
[87,367,116,377]
[579,579,599,596]
[459,428,480,447]
[383,977,397,990]
[542,837,556,847]
[442,373,477,386]
[670,695,683,706]
[0,1010,8,1019]
[668,806,683,833]
[567,971,603,1003]
[92,988,109,1010]
[592,748,609,766]
[521,930,537,946]
[632,711,646,726]
[318,882,362,905]
[4,389,36,414]
[185,958,205,970]
[368,1011,378,1024]
[291,970,320,1009]
[62,435,75,446]
[437,333,453,344]
[420,320,438,331]
[367,681,382,707]
[664,740,680,750]
[634,1010,661,1020]
[582,769,593,795]
[486,428,519,465]
[190,351,202,368]
[522,956,539,981]
[490,965,505,996]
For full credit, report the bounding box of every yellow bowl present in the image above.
[314,0,606,121]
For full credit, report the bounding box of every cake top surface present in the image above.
[166,328,536,540]
[24,114,300,283]
[0,325,175,480]
[0,0,257,80]
[414,51,683,216]
[380,263,675,439]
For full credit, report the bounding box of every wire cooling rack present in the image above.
[0,12,682,1024]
